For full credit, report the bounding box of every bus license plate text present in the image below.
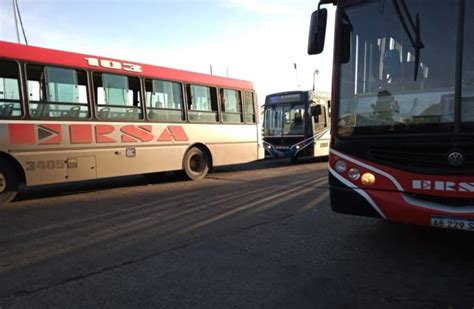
[431,217,474,231]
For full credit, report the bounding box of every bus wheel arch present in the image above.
[0,152,25,205]
[182,144,212,180]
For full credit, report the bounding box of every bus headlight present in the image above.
[361,173,376,185]
[335,160,347,173]
[296,145,301,149]
[348,168,360,180]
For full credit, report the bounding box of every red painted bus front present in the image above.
[312,0,474,230]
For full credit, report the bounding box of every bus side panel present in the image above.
[314,129,330,157]
[13,152,69,186]
[4,122,261,186]
[13,145,187,186]
[187,124,259,167]
[209,143,258,166]
[93,146,185,179]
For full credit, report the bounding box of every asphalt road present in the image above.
[0,158,473,308]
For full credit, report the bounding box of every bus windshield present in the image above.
[264,104,305,136]
[337,0,471,136]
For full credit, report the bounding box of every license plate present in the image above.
[431,216,474,231]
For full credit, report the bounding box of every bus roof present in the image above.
[0,40,254,90]
[264,90,330,105]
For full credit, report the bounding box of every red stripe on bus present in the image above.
[157,128,173,142]
[8,124,36,145]
[0,41,254,90]
[168,126,188,141]
[120,125,154,142]
[139,125,152,132]
[38,124,62,145]
[70,125,93,144]
[95,125,116,143]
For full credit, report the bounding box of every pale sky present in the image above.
[0,0,335,104]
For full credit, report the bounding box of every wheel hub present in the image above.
[0,173,6,192]
[190,154,204,173]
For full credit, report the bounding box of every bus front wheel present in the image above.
[183,147,210,180]
[0,163,19,206]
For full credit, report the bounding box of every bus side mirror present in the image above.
[312,105,322,116]
[308,9,328,55]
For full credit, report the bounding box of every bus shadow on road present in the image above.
[11,158,328,204]
[12,172,186,203]
[214,156,328,173]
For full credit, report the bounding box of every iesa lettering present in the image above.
[412,180,474,192]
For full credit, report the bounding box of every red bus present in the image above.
[309,0,474,231]
[0,41,264,205]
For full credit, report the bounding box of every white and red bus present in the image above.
[309,0,474,230]
[0,41,264,205]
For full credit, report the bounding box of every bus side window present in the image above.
[186,84,218,123]
[220,88,243,123]
[145,79,184,122]
[313,104,327,130]
[26,64,89,119]
[0,60,22,118]
[243,91,256,123]
[321,105,327,127]
[93,72,143,120]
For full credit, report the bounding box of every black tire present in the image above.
[0,162,19,206]
[182,147,210,180]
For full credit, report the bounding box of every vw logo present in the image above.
[447,151,464,167]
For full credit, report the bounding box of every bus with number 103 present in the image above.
[0,41,264,206]
[308,0,474,230]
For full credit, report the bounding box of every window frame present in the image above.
[220,88,243,124]
[0,58,24,119]
[243,90,257,124]
[24,62,92,121]
[186,83,220,123]
[144,78,185,123]
[92,71,144,122]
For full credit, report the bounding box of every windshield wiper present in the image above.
[392,0,424,81]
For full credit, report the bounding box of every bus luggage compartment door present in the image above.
[67,156,97,181]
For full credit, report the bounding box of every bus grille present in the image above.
[406,193,474,207]
[368,144,474,174]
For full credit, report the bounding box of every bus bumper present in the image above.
[328,149,474,230]
[263,139,313,159]
[329,173,383,218]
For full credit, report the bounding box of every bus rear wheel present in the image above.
[183,147,210,180]
[0,164,19,206]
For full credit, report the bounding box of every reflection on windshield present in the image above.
[338,0,457,135]
[264,105,305,136]
[462,1,474,122]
